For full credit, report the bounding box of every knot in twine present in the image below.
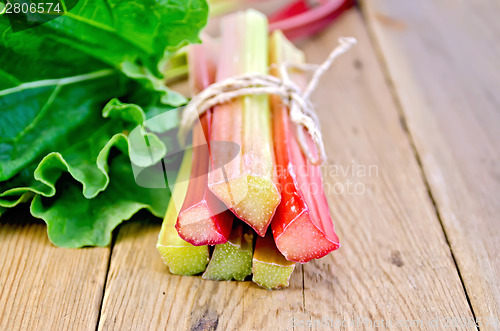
[178,37,357,165]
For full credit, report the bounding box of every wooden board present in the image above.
[362,0,500,326]
[97,220,303,330]
[0,209,110,331]
[97,10,475,330]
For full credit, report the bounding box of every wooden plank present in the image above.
[0,209,110,331]
[98,9,474,331]
[362,0,500,326]
[295,10,476,330]
[97,220,304,330]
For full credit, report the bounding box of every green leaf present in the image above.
[0,0,207,182]
[0,0,208,247]
[103,98,170,167]
[0,70,123,181]
[0,75,182,247]
[0,94,174,207]
[0,0,209,81]
[31,154,170,248]
[121,60,187,107]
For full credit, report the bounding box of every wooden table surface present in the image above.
[1,2,499,330]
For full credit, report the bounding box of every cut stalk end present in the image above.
[157,149,209,275]
[202,222,254,281]
[209,175,280,236]
[176,201,233,245]
[252,232,295,290]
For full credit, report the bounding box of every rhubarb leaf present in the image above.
[0,0,208,182]
[31,154,170,248]
[0,88,168,206]
[0,71,122,181]
[0,0,209,79]
[0,0,209,247]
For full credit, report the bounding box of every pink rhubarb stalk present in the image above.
[208,10,280,237]
[175,42,234,246]
[270,31,340,263]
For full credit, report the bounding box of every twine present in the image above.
[178,37,357,165]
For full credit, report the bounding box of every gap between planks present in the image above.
[94,229,118,331]
[361,0,500,327]
[357,4,479,328]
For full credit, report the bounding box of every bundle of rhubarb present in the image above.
[157,10,339,290]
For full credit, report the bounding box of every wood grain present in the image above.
[295,10,476,330]
[0,209,110,331]
[97,219,303,331]
[98,9,475,331]
[362,0,500,326]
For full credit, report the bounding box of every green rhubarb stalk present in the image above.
[252,232,295,290]
[163,47,189,84]
[208,0,238,17]
[208,10,280,237]
[202,222,254,281]
[157,149,209,275]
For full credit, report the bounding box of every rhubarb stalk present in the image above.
[270,31,340,263]
[202,222,254,281]
[175,43,234,246]
[252,232,295,290]
[209,10,280,237]
[157,149,210,275]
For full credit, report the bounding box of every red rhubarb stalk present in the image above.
[269,0,354,40]
[270,31,340,263]
[208,10,280,237]
[175,42,234,246]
